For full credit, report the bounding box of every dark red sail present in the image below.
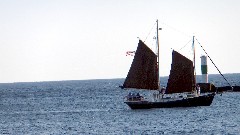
[166,50,195,94]
[123,40,159,90]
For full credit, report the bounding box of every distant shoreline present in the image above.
[1,73,240,84]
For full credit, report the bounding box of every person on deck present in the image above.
[161,87,166,94]
[127,92,132,100]
[160,87,166,98]
[197,85,201,96]
[153,92,157,101]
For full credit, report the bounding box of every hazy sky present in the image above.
[1,0,240,83]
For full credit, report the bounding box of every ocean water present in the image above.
[0,74,240,135]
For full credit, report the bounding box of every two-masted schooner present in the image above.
[121,20,215,109]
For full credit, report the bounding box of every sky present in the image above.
[0,0,240,83]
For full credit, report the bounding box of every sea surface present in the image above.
[0,74,240,134]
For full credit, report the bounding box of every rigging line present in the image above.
[179,38,192,50]
[158,20,191,38]
[195,38,232,88]
[144,21,157,43]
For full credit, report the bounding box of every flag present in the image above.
[126,51,135,56]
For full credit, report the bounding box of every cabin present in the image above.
[197,83,216,93]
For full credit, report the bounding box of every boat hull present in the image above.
[124,93,215,109]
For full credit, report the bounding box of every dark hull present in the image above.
[124,93,215,109]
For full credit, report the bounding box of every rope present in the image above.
[195,38,232,88]
[144,21,157,43]
[158,21,191,38]
[179,38,192,50]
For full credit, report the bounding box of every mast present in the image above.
[156,20,160,89]
[192,36,196,90]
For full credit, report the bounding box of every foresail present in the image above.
[123,40,159,90]
[166,50,195,94]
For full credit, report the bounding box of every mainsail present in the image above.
[123,40,159,90]
[166,50,195,94]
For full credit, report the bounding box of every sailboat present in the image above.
[121,20,216,109]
